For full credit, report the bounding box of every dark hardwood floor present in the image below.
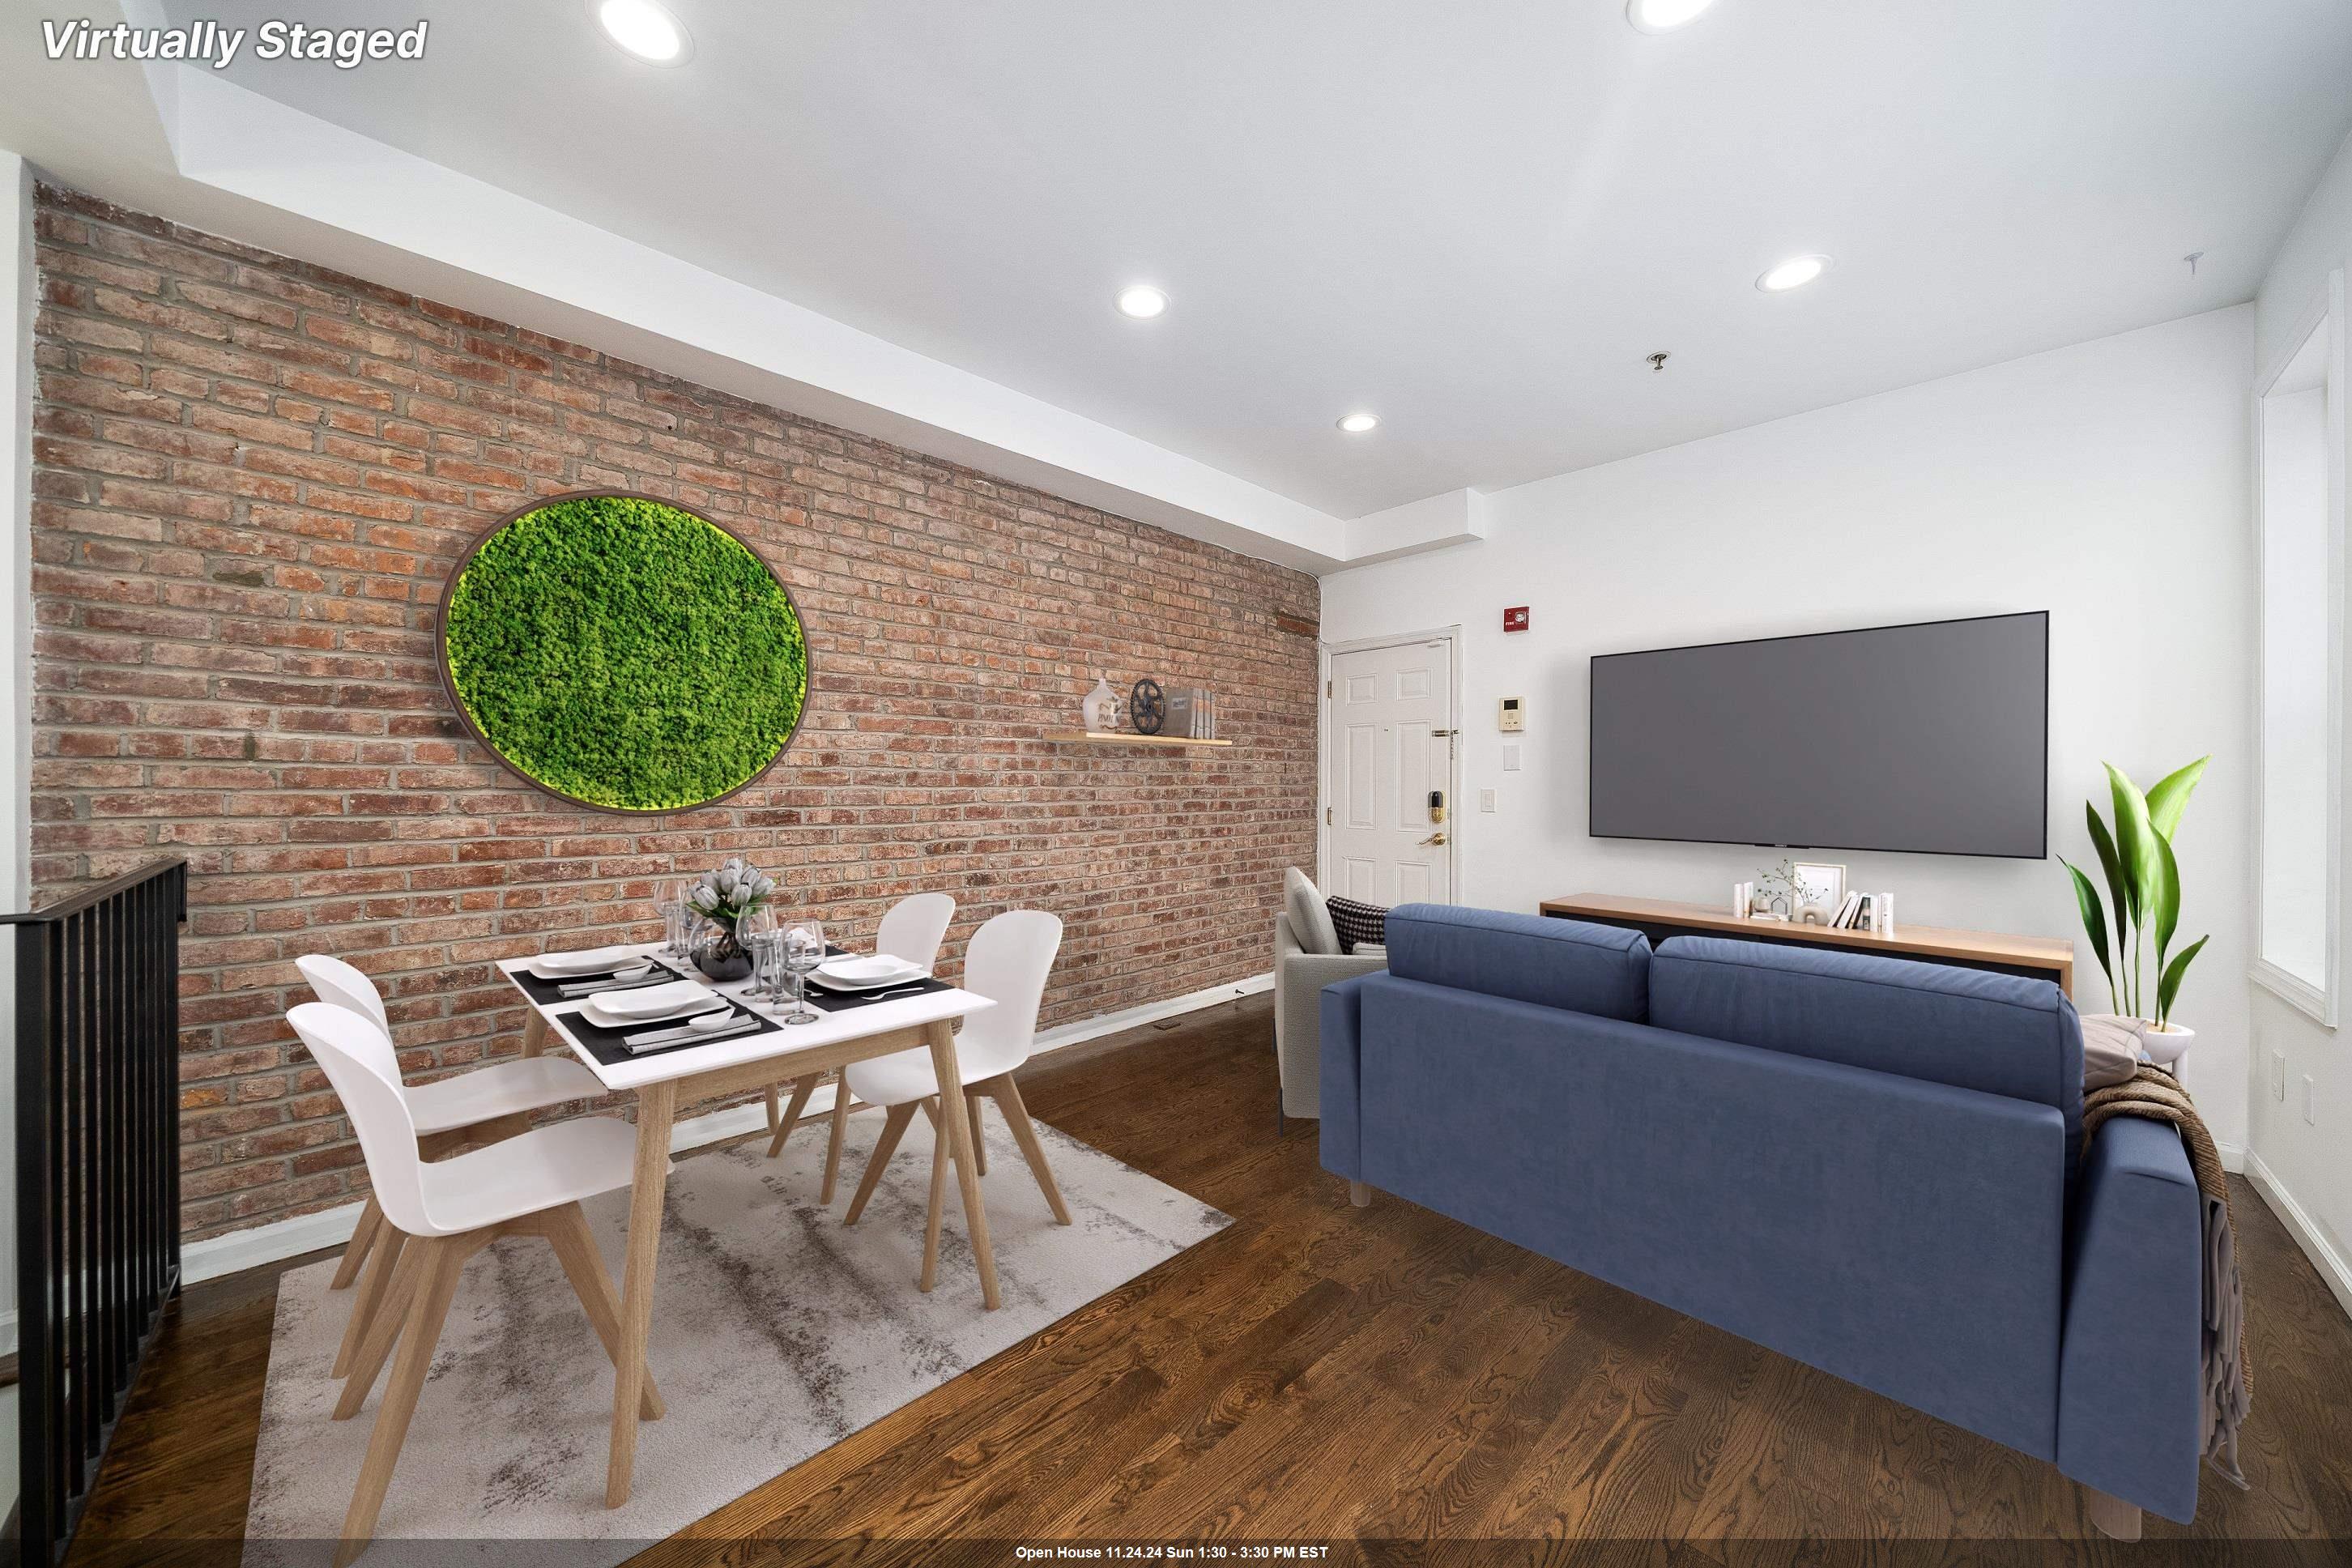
[65,993,2352,1566]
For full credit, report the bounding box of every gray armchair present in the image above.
[1274,910,1387,1123]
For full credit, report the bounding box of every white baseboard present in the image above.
[1033,970,1269,1051]
[182,970,1272,1287]
[2244,1148,2352,1324]
[2216,1140,2245,1174]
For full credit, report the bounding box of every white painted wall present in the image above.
[2249,127,2352,1314]
[1321,305,2257,1150]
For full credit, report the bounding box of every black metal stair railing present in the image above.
[5,858,187,1565]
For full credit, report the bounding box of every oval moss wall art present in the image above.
[437,492,809,813]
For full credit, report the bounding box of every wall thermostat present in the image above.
[1498,697,1524,732]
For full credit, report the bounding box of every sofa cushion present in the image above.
[1649,936,2083,1164]
[1384,905,1651,1020]
[1284,867,1340,955]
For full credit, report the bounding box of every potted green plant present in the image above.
[686,856,777,981]
[2056,757,2209,1066]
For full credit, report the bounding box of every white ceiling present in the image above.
[13,0,2352,525]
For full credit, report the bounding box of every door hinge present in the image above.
[1432,728,1456,738]
[1325,806,1333,826]
[1326,680,1332,698]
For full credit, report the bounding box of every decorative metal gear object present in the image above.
[1129,677,1167,736]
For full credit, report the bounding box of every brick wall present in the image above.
[25,185,1319,1241]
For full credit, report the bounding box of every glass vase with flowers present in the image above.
[685,856,778,982]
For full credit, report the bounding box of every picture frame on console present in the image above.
[1792,862,1845,922]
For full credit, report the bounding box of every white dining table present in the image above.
[496,943,999,1507]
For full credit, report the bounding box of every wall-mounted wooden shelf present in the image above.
[1044,731,1235,748]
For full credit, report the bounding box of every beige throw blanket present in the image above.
[2081,1065,2249,1488]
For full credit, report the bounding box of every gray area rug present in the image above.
[245,1110,1229,1565]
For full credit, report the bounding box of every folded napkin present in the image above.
[817,954,925,985]
[535,944,641,977]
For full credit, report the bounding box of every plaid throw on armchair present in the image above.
[1326,896,1388,955]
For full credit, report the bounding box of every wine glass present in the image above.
[739,906,778,998]
[780,918,826,1025]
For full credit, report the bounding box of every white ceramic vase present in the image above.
[2136,1019,2196,1067]
[1081,674,1119,731]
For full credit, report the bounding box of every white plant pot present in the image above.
[2136,1020,2196,1067]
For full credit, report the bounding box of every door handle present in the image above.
[1417,832,1448,846]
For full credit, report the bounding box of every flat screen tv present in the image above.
[1588,611,2048,859]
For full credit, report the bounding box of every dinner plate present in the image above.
[811,972,929,993]
[529,944,643,980]
[814,954,927,990]
[586,992,729,1030]
[583,978,726,1027]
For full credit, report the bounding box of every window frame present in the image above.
[2251,269,2346,1027]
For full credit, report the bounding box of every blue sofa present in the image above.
[1319,905,2205,1527]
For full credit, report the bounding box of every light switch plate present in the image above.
[1502,743,1521,772]
[1479,788,1498,812]
[2305,1075,2317,1125]
[2273,1050,2287,1101]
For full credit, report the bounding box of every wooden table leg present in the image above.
[819,1072,850,1204]
[606,1079,675,1508]
[522,1012,548,1059]
[764,1075,819,1159]
[923,1019,999,1310]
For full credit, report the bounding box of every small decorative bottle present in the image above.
[1082,674,1119,732]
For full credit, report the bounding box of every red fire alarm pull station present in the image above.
[1503,606,1530,633]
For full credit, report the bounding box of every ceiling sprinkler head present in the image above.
[1648,352,1671,374]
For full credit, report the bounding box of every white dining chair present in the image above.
[841,909,1068,1291]
[297,953,605,1377]
[765,892,957,1204]
[876,890,957,969]
[287,1003,662,1567]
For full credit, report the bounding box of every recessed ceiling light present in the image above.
[595,0,691,64]
[1115,284,1170,319]
[1626,0,1718,33]
[1757,254,1832,292]
[1336,412,1380,434]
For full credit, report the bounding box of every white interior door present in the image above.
[1326,637,1455,905]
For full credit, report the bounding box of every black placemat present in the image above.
[559,994,782,1066]
[804,976,953,1013]
[509,954,686,1008]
